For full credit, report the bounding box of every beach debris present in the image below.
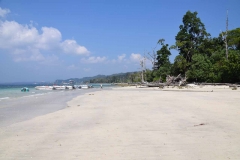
[155,74,187,88]
[77,105,80,106]
[194,123,206,127]
[187,84,198,88]
[165,74,187,86]
[232,86,237,90]
[143,74,187,87]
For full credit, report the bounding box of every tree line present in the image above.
[89,11,240,84]
[147,11,240,83]
[89,72,141,83]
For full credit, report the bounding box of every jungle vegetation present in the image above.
[78,11,240,84]
[143,11,239,83]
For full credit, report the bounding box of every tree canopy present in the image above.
[145,10,240,83]
[175,11,210,63]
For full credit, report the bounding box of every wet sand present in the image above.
[0,89,100,127]
[0,87,240,160]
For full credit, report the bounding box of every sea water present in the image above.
[0,83,114,101]
[0,84,52,101]
[0,83,114,127]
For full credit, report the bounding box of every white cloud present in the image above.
[61,40,89,55]
[37,27,62,50]
[130,53,142,62]
[0,7,10,17]
[0,19,90,62]
[118,54,126,61]
[0,20,39,48]
[81,56,107,63]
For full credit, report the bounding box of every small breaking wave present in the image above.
[22,93,45,98]
[0,97,10,101]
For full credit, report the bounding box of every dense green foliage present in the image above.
[146,11,240,83]
[227,28,240,50]
[152,39,172,82]
[175,11,210,64]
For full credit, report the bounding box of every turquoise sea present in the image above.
[0,83,114,101]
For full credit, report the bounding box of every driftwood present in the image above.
[165,74,187,86]
[146,74,187,87]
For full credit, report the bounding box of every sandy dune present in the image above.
[0,87,240,160]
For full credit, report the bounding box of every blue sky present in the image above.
[0,0,239,83]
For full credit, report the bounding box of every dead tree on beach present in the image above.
[158,74,187,88]
[165,74,187,86]
[146,74,187,87]
[221,10,229,59]
[146,45,158,70]
[139,54,147,84]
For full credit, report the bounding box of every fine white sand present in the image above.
[0,87,240,160]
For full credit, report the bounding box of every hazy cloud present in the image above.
[130,53,142,62]
[40,54,60,66]
[12,48,45,62]
[81,56,107,63]
[118,54,126,61]
[0,7,10,17]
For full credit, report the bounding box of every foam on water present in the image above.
[22,93,45,98]
[0,97,10,99]
[0,97,10,101]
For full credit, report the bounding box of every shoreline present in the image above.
[0,88,105,128]
[0,87,240,159]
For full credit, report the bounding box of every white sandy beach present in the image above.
[0,86,240,160]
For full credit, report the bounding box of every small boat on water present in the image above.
[35,86,55,90]
[79,84,91,89]
[53,85,66,90]
[35,85,75,90]
[34,81,93,90]
[65,86,73,89]
[21,87,29,92]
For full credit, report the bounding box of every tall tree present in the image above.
[175,11,210,64]
[156,40,171,69]
[155,39,172,81]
